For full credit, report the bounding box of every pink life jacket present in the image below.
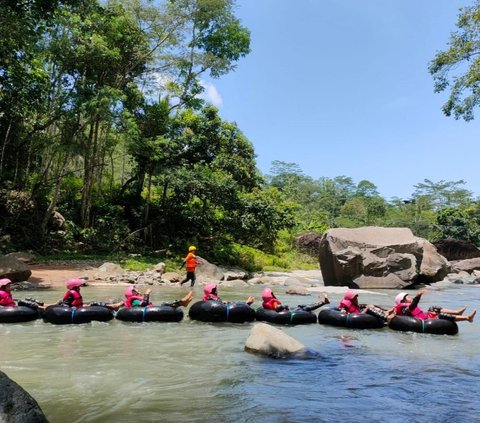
[0,289,15,307]
[63,289,83,308]
[338,299,361,314]
[394,302,428,320]
[338,289,361,314]
[202,283,219,301]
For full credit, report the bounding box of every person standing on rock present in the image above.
[180,245,200,287]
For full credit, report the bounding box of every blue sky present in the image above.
[201,0,479,201]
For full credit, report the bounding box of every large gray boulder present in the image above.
[0,371,49,422]
[97,262,123,273]
[451,257,480,274]
[319,227,450,289]
[0,256,32,282]
[195,257,224,282]
[245,323,305,358]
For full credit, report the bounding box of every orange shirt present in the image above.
[185,252,197,272]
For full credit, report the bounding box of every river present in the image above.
[1,283,480,423]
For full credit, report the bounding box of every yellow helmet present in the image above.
[189,245,197,251]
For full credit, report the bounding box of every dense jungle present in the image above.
[1,0,480,271]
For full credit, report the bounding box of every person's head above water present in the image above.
[261,288,276,301]
[66,278,85,290]
[343,289,358,301]
[204,283,217,296]
[125,286,140,297]
[395,292,408,305]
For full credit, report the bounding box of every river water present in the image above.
[1,283,480,423]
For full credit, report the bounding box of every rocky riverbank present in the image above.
[3,254,480,294]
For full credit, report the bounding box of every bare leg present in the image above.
[454,310,476,322]
[180,291,194,307]
[106,301,124,311]
[441,305,467,315]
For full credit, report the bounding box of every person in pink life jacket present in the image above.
[124,286,194,309]
[61,278,87,308]
[338,289,389,320]
[338,289,362,314]
[55,279,124,310]
[0,278,52,310]
[0,278,16,307]
[261,287,329,312]
[391,289,476,322]
[202,283,254,305]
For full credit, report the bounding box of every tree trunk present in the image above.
[41,152,70,234]
[0,119,13,178]
[81,120,96,227]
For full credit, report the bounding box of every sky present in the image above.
[200,0,480,201]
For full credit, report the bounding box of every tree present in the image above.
[429,2,480,120]
[412,179,473,211]
[142,0,251,109]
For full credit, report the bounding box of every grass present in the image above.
[37,241,319,273]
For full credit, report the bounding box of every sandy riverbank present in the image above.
[29,261,102,289]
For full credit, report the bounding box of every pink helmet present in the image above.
[343,289,358,301]
[204,283,217,296]
[262,288,275,301]
[395,292,408,305]
[66,278,85,290]
[125,286,138,297]
[0,278,12,288]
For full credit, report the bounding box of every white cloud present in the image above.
[147,73,223,107]
[199,81,223,107]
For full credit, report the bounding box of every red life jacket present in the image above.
[62,289,83,308]
[262,298,281,310]
[261,288,282,310]
[0,289,15,307]
[338,299,361,314]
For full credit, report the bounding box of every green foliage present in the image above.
[2,0,480,271]
[412,179,473,211]
[436,206,480,244]
[209,238,317,272]
[382,201,438,239]
[429,1,480,120]
[121,256,180,272]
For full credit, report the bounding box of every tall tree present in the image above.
[412,179,473,211]
[429,1,480,120]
